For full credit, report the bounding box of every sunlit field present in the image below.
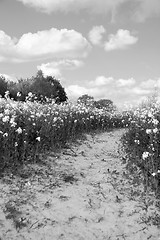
[0,94,129,172]
[121,97,160,196]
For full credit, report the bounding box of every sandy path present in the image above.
[0,129,160,240]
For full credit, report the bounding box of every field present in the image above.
[1,96,160,239]
[0,96,127,171]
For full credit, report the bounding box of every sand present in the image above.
[0,129,160,240]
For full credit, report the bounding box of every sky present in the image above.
[0,0,160,107]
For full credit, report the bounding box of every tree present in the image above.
[7,71,68,103]
[77,94,94,106]
[94,99,116,112]
[30,73,68,103]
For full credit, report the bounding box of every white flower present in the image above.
[0,113,3,118]
[15,142,18,147]
[3,133,8,137]
[134,139,140,144]
[28,92,33,97]
[36,137,41,142]
[16,127,23,134]
[2,115,9,123]
[142,151,150,160]
[148,112,153,118]
[153,128,158,134]
[152,119,159,125]
[11,122,17,127]
[146,129,152,134]
[17,92,21,97]
[53,117,57,122]
[152,172,156,177]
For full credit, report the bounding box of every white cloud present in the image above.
[134,0,160,22]
[16,0,127,15]
[89,76,113,86]
[16,0,160,22]
[88,26,106,46]
[0,28,91,62]
[66,85,88,99]
[116,78,136,87]
[104,29,138,51]
[66,76,158,106]
[37,59,83,77]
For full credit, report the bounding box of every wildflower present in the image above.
[153,128,158,134]
[53,117,57,122]
[11,122,17,127]
[134,139,140,144]
[3,133,8,137]
[157,170,160,174]
[4,91,10,99]
[146,129,152,134]
[142,151,150,160]
[0,131,3,134]
[151,172,156,177]
[148,112,153,118]
[152,119,159,125]
[16,127,23,134]
[17,92,21,97]
[4,109,10,115]
[36,137,41,141]
[2,115,9,123]
[15,142,18,147]
[0,113,3,118]
[28,92,33,97]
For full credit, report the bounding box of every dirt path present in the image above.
[0,129,160,240]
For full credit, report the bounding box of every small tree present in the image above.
[77,94,94,106]
[94,99,116,112]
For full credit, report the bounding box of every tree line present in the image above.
[0,71,116,111]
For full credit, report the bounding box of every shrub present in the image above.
[0,76,8,97]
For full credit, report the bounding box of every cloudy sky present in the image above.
[0,0,160,106]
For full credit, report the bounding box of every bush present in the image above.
[0,76,8,97]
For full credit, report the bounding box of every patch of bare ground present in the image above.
[0,129,160,240]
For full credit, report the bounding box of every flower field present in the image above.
[0,95,128,172]
[121,99,160,195]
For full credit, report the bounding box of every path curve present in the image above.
[0,129,160,240]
